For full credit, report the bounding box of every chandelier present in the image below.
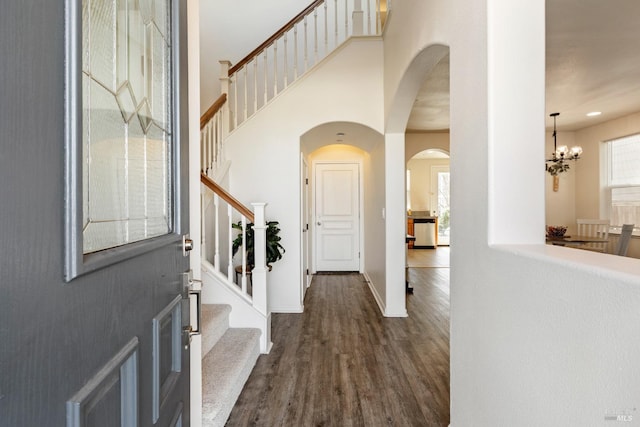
[545,112,582,178]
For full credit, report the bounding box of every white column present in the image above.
[250,203,268,317]
[487,0,545,244]
[384,133,407,317]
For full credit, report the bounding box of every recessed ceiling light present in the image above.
[586,111,602,117]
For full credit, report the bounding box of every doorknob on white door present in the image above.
[317,221,322,226]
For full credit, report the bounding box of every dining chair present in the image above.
[575,219,610,252]
[614,224,634,256]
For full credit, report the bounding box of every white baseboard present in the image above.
[270,306,304,313]
[362,272,386,315]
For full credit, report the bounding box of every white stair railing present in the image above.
[220,0,390,131]
[200,94,227,175]
[200,174,268,318]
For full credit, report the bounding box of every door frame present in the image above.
[300,155,311,302]
[311,160,364,273]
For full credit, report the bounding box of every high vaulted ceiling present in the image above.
[406,0,640,132]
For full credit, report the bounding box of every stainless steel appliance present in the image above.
[413,217,437,248]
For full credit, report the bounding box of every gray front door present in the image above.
[0,0,192,426]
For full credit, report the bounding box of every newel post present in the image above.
[352,0,364,35]
[219,60,231,137]
[251,203,268,316]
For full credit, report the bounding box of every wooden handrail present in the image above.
[229,0,324,75]
[201,173,255,223]
[200,93,227,130]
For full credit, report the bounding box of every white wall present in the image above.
[199,0,307,111]
[385,1,640,425]
[363,140,387,308]
[382,0,452,132]
[574,111,640,219]
[405,131,450,162]
[224,38,384,313]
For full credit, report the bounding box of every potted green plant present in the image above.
[232,221,285,270]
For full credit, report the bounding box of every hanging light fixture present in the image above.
[545,112,582,181]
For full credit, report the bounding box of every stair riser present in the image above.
[201,304,231,357]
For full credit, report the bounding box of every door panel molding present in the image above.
[170,402,184,427]
[66,337,139,427]
[152,295,183,423]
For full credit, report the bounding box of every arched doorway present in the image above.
[407,149,450,246]
[300,122,384,305]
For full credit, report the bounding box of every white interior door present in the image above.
[314,163,360,271]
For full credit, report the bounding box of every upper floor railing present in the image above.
[219,0,390,131]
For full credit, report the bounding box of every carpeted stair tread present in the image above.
[201,304,231,357]
[202,327,261,427]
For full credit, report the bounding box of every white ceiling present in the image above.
[406,0,640,132]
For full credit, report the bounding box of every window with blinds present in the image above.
[606,133,640,229]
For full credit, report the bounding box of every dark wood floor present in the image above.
[226,268,450,426]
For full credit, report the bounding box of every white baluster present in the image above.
[208,123,213,172]
[376,0,381,34]
[201,193,207,261]
[263,50,268,105]
[215,117,220,168]
[219,60,231,137]
[203,122,209,173]
[367,0,371,34]
[243,66,248,121]
[283,33,289,89]
[334,0,338,47]
[227,205,233,280]
[273,43,278,96]
[314,8,318,62]
[200,128,205,172]
[353,0,364,36]
[204,119,213,174]
[345,0,348,38]
[324,2,328,54]
[213,194,220,272]
[212,118,217,170]
[294,25,299,80]
[232,74,238,129]
[213,119,217,170]
[304,16,309,71]
[241,216,247,294]
[253,58,258,113]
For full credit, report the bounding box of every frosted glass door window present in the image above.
[82,0,172,253]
